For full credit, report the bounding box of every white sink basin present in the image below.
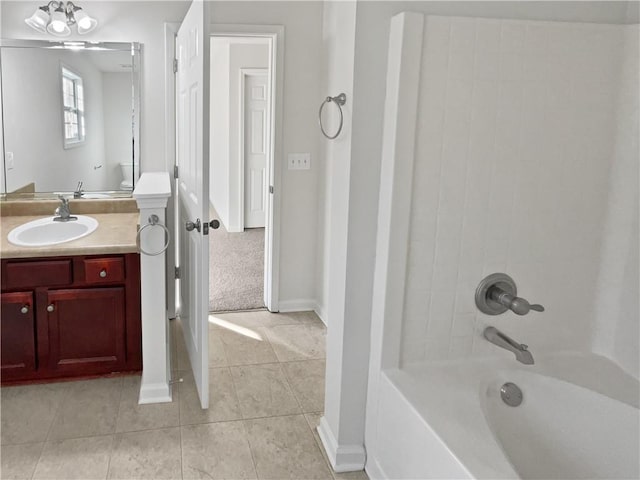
[80,193,111,199]
[8,216,99,247]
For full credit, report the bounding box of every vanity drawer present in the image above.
[83,257,125,284]
[3,260,73,289]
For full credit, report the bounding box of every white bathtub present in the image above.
[368,353,639,479]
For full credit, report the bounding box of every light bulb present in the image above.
[52,20,66,32]
[74,9,97,34]
[46,6,71,37]
[24,7,49,33]
[78,16,91,29]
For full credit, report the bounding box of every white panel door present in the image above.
[244,72,268,229]
[176,0,209,408]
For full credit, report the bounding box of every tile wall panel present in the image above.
[401,16,625,365]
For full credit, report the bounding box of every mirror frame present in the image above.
[0,39,141,199]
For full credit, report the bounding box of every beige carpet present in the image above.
[208,206,265,312]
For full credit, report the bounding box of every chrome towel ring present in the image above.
[319,93,347,140]
[137,214,170,256]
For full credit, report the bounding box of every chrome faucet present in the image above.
[483,326,534,365]
[53,196,77,222]
[73,181,84,199]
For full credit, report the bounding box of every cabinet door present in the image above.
[46,288,126,375]
[1,292,37,379]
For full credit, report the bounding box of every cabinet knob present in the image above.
[47,304,55,313]
[99,269,107,278]
[20,305,29,314]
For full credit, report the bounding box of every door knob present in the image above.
[20,305,29,314]
[185,219,201,232]
[47,304,55,313]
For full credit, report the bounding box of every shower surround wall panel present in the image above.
[593,25,639,378]
[400,16,625,365]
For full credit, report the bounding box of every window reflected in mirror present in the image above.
[62,66,86,148]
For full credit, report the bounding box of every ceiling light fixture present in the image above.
[25,1,97,37]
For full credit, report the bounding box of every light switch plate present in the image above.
[288,153,311,170]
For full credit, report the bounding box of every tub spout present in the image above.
[483,326,534,365]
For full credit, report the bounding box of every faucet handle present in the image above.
[476,274,545,316]
[74,182,84,199]
[508,296,545,315]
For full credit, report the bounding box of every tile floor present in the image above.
[0,310,368,480]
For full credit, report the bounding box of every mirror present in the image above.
[0,40,140,197]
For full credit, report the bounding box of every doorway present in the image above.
[209,33,277,313]
[167,18,285,409]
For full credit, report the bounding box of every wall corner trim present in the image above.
[317,416,367,473]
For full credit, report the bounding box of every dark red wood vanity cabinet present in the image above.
[1,291,37,379]
[0,254,141,384]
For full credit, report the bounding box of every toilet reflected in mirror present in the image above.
[119,162,139,191]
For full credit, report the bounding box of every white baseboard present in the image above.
[278,299,317,313]
[313,301,327,326]
[138,382,173,404]
[318,416,366,473]
[277,299,328,326]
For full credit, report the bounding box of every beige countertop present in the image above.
[1,213,139,259]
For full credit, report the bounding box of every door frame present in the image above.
[164,22,180,319]
[239,67,269,230]
[210,24,284,313]
[166,24,284,313]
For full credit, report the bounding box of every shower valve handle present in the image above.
[489,286,544,316]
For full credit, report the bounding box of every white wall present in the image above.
[210,39,231,225]
[593,25,639,378]
[2,48,107,192]
[210,38,268,232]
[228,42,269,232]
[208,1,324,305]
[103,72,134,190]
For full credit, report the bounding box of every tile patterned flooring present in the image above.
[0,310,368,480]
